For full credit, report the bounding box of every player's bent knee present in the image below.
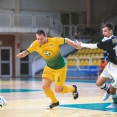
[42,85,49,91]
[54,86,62,93]
[96,81,101,87]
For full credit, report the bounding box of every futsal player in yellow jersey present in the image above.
[16,30,78,109]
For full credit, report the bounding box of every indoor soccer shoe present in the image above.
[106,102,117,109]
[102,92,110,101]
[45,101,59,109]
[72,85,79,99]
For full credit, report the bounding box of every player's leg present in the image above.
[42,78,59,109]
[106,86,117,109]
[96,64,113,101]
[42,66,59,109]
[102,78,115,101]
[96,76,110,91]
[101,63,117,101]
[97,69,110,100]
[42,78,58,103]
[106,79,117,109]
[54,65,78,99]
[96,76,111,100]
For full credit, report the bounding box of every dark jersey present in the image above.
[97,36,117,65]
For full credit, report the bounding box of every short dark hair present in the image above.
[102,22,114,31]
[36,30,46,36]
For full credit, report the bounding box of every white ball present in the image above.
[0,96,7,108]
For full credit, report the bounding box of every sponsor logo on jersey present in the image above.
[112,38,117,44]
[44,51,50,56]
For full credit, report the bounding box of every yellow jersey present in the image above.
[26,37,66,69]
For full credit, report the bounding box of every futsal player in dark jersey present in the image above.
[75,22,117,109]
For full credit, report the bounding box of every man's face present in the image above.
[36,34,47,45]
[102,27,113,38]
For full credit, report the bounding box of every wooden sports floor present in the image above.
[0,78,117,117]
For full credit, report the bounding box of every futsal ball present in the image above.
[0,96,7,108]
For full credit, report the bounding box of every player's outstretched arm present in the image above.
[16,50,29,58]
[80,43,98,49]
[75,41,98,49]
[65,38,82,49]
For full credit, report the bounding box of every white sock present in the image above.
[100,83,106,88]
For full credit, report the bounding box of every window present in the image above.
[20,50,29,75]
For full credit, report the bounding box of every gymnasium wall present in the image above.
[0,0,86,12]
[0,0,117,24]
[0,0,117,77]
[0,0,86,23]
[92,0,117,24]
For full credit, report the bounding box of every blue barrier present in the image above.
[67,66,99,79]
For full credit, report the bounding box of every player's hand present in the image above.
[16,53,24,58]
[75,40,82,49]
